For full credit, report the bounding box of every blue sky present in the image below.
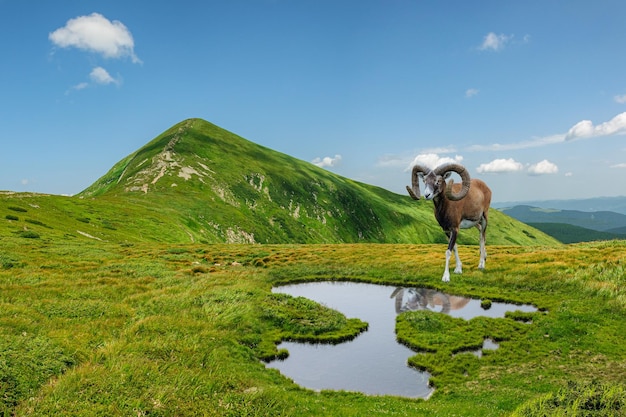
[2,1,626,202]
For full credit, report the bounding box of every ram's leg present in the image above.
[443,249,451,282]
[443,230,458,282]
[453,243,463,274]
[477,218,487,270]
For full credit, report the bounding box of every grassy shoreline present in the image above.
[1,238,625,416]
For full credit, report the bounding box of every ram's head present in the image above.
[406,163,471,201]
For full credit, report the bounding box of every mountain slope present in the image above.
[527,222,625,244]
[3,119,558,246]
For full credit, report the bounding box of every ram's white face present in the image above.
[422,171,443,200]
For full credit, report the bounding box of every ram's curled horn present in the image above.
[433,163,471,201]
[406,164,429,200]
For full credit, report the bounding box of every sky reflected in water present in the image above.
[267,281,536,398]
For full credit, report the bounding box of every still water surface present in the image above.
[267,281,536,398]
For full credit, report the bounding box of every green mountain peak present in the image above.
[9,118,558,245]
[81,118,240,196]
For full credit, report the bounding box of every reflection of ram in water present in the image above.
[390,287,470,314]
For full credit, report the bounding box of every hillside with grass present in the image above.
[3,118,557,246]
[527,222,626,244]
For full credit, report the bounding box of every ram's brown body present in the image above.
[433,178,491,234]
[407,163,492,282]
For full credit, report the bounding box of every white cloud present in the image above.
[421,146,457,154]
[615,94,626,104]
[65,81,89,95]
[49,13,141,63]
[90,66,119,85]
[465,88,479,98]
[479,32,512,51]
[476,158,524,174]
[611,163,626,168]
[467,134,565,152]
[468,111,626,153]
[528,159,558,175]
[376,154,408,168]
[564,120,594,139]
[477,158,558,175]
[407,153,463,171]
[65,67,119,94]
[565,112,626,140]
[312,154,342,168]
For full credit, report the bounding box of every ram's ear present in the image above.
[443,172,452,180]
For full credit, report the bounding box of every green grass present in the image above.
[511,380,625,416]
[1,237,624,416]
[528,222,626,243]
[0,118,617,415]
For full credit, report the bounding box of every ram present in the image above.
[407,163,492,282]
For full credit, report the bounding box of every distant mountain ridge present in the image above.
[498,205,626,232]
[497,205,626,243]
[2,118,558,246]
[493,196,626,215]
[526,222,625,244]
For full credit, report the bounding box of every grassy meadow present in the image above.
[1,235,625,416]
[1,118,623,415]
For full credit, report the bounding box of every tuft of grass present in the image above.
[25,219,51,228]
[512,380,626,416]
[8,206,27,212]
[17,230,40,238]
[0,335,75,415]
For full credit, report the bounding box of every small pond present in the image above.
[266,281,536,398]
